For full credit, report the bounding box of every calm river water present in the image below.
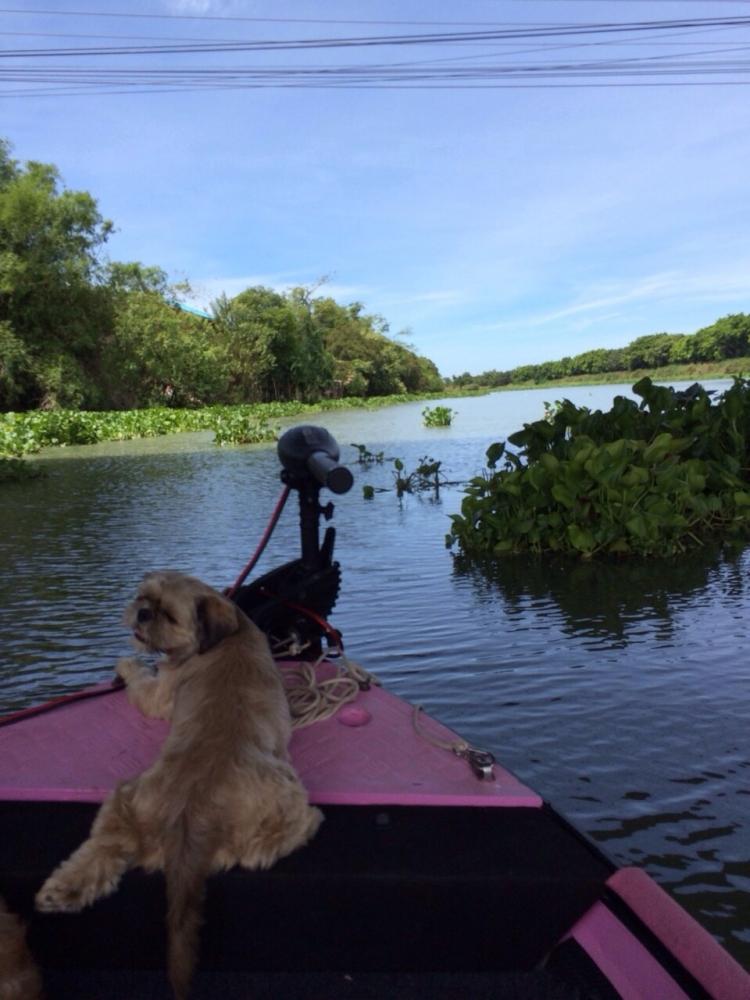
[1,383,749,968]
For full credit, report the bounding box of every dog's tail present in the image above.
[163,814,217,1000]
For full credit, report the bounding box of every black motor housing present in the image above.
[233,426,352,655]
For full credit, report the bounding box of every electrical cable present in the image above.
[224,485,291,600]
[4,12,750,93]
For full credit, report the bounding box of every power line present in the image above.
[3,12,750,95]
[3,16,750,59]
[4,53,750,85]
[0,7,542,27]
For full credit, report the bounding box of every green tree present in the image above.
[310,296,373,393]
[105,260,174,297]
[213,286,304,402]
[286,285,335,399]
[624,333,682,370]
[101,279,223,408]
[0,139,113,408]
[312,296,441,395]
[693,314,750,361]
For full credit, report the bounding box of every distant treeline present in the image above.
[447,314,750,389]
[0,138,442,412]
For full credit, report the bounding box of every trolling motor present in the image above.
[231,426,353,657]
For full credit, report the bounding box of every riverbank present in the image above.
[489,358,746,393]
[2,361,743,465]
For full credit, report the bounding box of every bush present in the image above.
[211,412,277,446]
[422,405,455,427]
[448,378,750,558]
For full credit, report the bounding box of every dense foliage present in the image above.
[448,378,750,558]
[447,315,750,390]
[213,286,443,404]
[0,139,443,413]
[0,138,114,409]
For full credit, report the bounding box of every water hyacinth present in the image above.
[422,405,455,427]
[0,392,451,462]
[448,377,750,558]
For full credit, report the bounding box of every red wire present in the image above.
[226,487,343,648]
[224,484,292,599]
[259,588,344,650]
[0,679,123,729]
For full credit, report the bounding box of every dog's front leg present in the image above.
[116,657,174,719]
[35,788,138,913]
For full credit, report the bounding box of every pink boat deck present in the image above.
[0,662,541,809]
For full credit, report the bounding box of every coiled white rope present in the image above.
[277,648,494,779]
[276,648,378,730]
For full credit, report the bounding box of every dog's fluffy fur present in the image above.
[0,897,43,1000]
[35,571,322,1000]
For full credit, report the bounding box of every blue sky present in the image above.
[3,0,750,376]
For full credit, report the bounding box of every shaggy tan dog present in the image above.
[35,571,322,1000]
[0,897,43,1000]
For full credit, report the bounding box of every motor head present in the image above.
[277,425,353,494]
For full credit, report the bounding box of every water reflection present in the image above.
[452,546,748,643]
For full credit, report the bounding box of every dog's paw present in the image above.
[115,657,140,684]
[35,877,87,914]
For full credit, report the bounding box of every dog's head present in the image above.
[124,571,240,658]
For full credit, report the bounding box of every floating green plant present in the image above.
[422,405,455,427]
[448,378,750,558]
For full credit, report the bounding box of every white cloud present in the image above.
[380,289,466,308]
[166,0,227,13]
[471,265,750,336]
[186,273,372,308]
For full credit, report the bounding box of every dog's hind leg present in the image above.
[35,785,139,913]
[239,801,324,871]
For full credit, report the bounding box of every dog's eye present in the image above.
[136,608,152,624]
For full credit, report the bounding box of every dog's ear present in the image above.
[195,594,239,653]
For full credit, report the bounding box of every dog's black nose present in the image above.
[136,607,153,624]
